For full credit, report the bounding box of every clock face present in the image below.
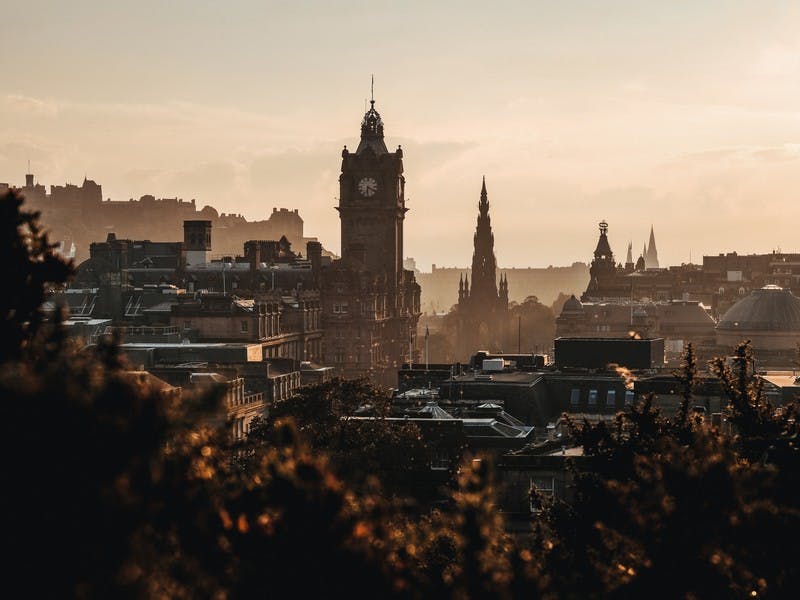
[357,176,378,197]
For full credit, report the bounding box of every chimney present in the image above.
[183,220,212,266]
[244,240,261,277]
[307,241,322,286]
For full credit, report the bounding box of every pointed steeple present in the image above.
[624,241,634,272]
[469,177,500,308]
[464,273,470,297]
[644,225,659,269]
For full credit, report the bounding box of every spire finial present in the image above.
[370,74,374,107]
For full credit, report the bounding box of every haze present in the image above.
[2,0,799,269]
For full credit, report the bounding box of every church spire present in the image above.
[644,225,659,269]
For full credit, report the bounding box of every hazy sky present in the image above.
[2,1,799,270]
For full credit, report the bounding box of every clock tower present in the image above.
[337,97,406,288]
[322,94,421,386]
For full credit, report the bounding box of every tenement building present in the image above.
[321,97,421,385]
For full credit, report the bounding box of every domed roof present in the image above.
[562,294,584,313]
[632,307,648,318]
[717,285,800,332]
[356,99,388,155]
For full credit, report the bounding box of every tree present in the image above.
[242,377,438,501]
[507,296,556,354]
[0,190,73,361]
[529,342,800,598]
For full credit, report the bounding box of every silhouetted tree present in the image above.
[0,190,72,361]
[530,342,800,598]
[508,296,556,354]
[243,377,438,501]
[6,190,800,599]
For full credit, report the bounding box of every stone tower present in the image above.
[322,93,420,385]
[469,177,499,308]
[337,96,406,288]
[455,178,509,356]
[582,220,618,301]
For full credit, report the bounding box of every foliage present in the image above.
[0,190,73,361]
[243,377,438,501]
[5,191,800,598]
[508,296,556,355]
[530,342,800,599]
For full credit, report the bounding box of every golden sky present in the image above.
[2,1,799,269]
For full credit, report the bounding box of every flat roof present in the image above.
[121,342,260,349]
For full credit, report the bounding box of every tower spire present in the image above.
[645,225,659,269]
[469,177,499,306]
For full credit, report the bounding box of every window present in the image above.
[183,320,192,331]
[430,452,450,471]
[625,390,635,406]
[333,302,349,314]
[570,388,580,407]
[530,476,555,513]
[606,389,616,406]
[240,320,248,333]
[588,389,598,406]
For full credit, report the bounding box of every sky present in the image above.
[2,0,799,270]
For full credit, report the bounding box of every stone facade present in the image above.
[321,98,421,386]
[453,178,510,355]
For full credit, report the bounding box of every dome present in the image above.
[562,294,584,313]
[632,307,648,319]
[717,285,800,332]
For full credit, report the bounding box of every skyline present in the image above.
[2,1,800,269]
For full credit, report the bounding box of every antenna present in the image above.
[371,74,374,102]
